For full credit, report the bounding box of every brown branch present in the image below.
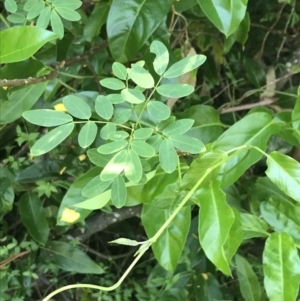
[0,40,108,88]
[0,250,30,268]
[67,205,142,242]
[219,98,276,114]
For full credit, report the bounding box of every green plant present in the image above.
[1,0,300,300]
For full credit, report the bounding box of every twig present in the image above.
[0,61,65,87]
[67,205,142,241]
[0,40,108,88]
[219,98,276,114]
[257,4,286,61]
[0,250,30,268]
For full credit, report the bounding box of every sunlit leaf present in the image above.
[63,95,91,119]
[78,121,97,148]
[157,84,194,98]
[111,175,127,208]
[150,40,169,75]
[23,110,73,127]
[159,139,178,173]
[31,123,74,156]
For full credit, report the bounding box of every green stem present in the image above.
[177,156,182,186]
[42,144,262,301]
[42,248,147,301]
[135,76,163,127]
[0,14,10,28]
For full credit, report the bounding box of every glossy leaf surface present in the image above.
[197,0,248,37]
[266,151,300,202]
[263,232,300,301]
[142,204,190,271]
[213,112,279,187]
[196,181,235,275]
[107,0,170,62]
[0,26,58,63]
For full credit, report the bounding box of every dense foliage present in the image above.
[0,0,300,300]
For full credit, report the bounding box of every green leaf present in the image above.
[263,233,300,301]
[51,9,64,38]
[147,101,170,120]
[224,209,243,264]
[157,84,194,98]
[292,95,300,136]
[0,82,47,125]
[31,123,75,156]
[240,213,269,240]
[235,254,262,301]
[142,204,190,271]
[100,150,127,181]
[41,241,104,274]
[169,135,205,154]
[4,0,17,13]
[150,40,169,75]
[133,128,153,140]
[78,121,97,148]
[121,88,145,104]
[100,123,117,139]
[195,181,235,275]
[163,119,194,136]
[213,112,280,187]
[0,26,58,63]
[182,149,228,189]
[111,175,127,208]
[108,131,129,141]
[112,109,131,124]
[82,176,112,198]
[55,7,81,21]
[131,140,155,157]
[36,7,52,29]
[87,149,112,167]
[176,105,223,144]
[159,139,178,173]
[97,140,128,154]
[7,13,26,23]
[110,238,140,246]
[127,64,154,88]
[100,78,125,90]
[106,93,125,104]
[124,150,142,183]
[15,160,60,183]
[112,62,127,80]
[107,0,170,62]
[52,0,82,9]
[27,1,45,19]
[63,95,91,119]
[197,0,248,37]
[266,151,300,202]
[261,197,300,244]
[57,167,101,226]
[23,110,73,127]
[83,2,109,41]
[164,55,206,78]
[95,95,114,120]
[19,192,49,245]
